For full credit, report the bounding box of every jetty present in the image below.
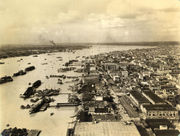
[55,103,79,108]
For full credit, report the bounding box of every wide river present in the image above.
[0,45,153,136]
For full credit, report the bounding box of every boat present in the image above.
[13,70,26,77]
[29,97,50,114]
[29,99,45,114]
[36,89,60,97]
[42,63,48,65]
[0,76,13,84]
[20,87,35,98]
[32,80,41,88]
[25,66,35,72]
[58,67,76,72]
[57,79,63,84]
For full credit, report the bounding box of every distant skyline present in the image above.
[0,0,180,45]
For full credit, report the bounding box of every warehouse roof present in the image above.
[130,91,150,104]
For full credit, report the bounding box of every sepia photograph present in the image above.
[0,0,180,136]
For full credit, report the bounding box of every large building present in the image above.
[145,119,175,130]
[74,122,141,136]
[129,91,151,107]
[154,130,180,136]
[141,104,178,120]
[142,91,166,105]
[103,62,120,72]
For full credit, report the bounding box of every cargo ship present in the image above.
[20,80,41,98]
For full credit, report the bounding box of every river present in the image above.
[0,45,153,136]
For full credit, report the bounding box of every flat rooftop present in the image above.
[145,119,174,129]
[143,104,176,111]
[74,122,141,136]
[154,130,180,136]
[143,91,165,104]
[130,91,150,104]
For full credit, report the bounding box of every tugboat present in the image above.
[0,76,13,84]
[25,66,35,72]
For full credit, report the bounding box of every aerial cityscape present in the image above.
[0,43,180,136]
[1,0,180,136]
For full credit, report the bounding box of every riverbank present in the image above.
[0,44,90,59]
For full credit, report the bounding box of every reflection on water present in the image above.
[0,45,152,136]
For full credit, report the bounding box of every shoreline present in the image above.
[0,45,91,60]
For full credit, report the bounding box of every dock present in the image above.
[56,103,79,107]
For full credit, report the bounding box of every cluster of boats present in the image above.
[22,89,59,114]
[58,67,76,72]
[20,80,42,99]
[20,79,61,114]
[29,97,51,114]
[0,66,36,84]
[64,59,79,67]
[13,66,35,77]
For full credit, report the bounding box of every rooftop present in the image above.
[74,122,141,136]
[130,91,150,104]
[143,104,176,111]
[143,91,165,104]
[154,130,180,136]
[145,119,174,129]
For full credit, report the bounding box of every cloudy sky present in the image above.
[0,0,180,45]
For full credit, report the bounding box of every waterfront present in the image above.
[0,45,152,136]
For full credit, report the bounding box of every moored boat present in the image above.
[32,80,41,88]
[13,70,26,77]
[25,66,35,72]
[0,76,13,84]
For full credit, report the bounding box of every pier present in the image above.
[56,103,79,107]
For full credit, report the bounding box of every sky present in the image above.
[0,0,180,45]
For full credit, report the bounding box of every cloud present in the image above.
[0,0,180,45]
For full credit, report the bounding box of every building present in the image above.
[142,91,166,105]
[145,119,175,130]
[129,91,151,107]
[154,130,180,136]
[103,62,120,72]
[141,104,178,120]
[121,70,128,78]
[74,122,141,136]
